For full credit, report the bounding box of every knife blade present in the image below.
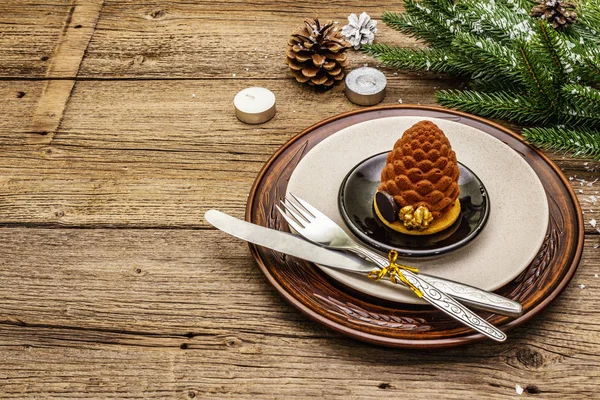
[205,209,371,272]
[205,209,507,342]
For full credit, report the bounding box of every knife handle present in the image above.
[398,270,507,342]
[351,245,522,318]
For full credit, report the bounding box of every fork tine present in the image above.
[283,195,313,223]
[288,193,321,219]
[278,200,309,226]
[275,205,306,233]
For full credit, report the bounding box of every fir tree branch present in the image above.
[577,0,600,34]
[381,11,453,48]
[469,77,527,93]
[498,0,536,13]
[535,21,566,84]
[419,0,457,16]
[464,3,533,45]
[522,127,600,159]
[451,34,523,84]
[436,89,546,124]
[361,44,467,74]
[580,47,600,83]
[562,84,600,113]
[515,41,557,109]
[571,24,600,47]
[556,108,600,130]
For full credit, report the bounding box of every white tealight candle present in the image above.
[234,87,276,124]
[345,67,387,106]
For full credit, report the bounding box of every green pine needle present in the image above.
[523,127,600,160]
[515,41,557,108]
[451,34,523,83]
[535,21,566,83]
[436,90,546,124]
[562,84,600,112]
[381,11,453,48]
[368,0,600,159]
[362,44,466,74]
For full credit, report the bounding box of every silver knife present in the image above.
[206,209,521,317]
[205,210,507,342]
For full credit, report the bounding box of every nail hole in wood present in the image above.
[73,24,82,29]
[225,337,241,348]
[378,383,392,389]
[526,385,541,394]
[185,332,195,338]
[135,268,142,274]
[55,210,64,217]
[188,392,196,398]
[39,131,49,136]
[16,91,26,98]
[180,343,188,350]
[40,56,49,61]
[149,9,165,19]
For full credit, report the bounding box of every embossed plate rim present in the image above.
[245,105,584,348]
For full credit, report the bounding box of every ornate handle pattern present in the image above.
[400,270,507,342]
[350,245,522,317]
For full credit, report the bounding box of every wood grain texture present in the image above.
[79,1,409,78]
[0,1,71,78]
[0,0,598,397]
[0,79,598,229]
[0,228,598,398]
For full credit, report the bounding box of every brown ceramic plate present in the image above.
[245,105,583,348]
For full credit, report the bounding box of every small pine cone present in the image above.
[286,19,350,88]
[531,0,578,29]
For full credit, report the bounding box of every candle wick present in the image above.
[246,93,255,100]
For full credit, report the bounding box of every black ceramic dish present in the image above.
[338,151,490,257]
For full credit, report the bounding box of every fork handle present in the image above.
[397,270,507,342]
[350,245,523,318]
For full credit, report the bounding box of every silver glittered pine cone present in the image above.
[342,12,378,50]
[531,0,578,29]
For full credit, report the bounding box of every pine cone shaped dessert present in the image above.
[374,120,461,235]
[531,0,577,29]
[286,19,350,88]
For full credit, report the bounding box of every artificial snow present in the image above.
[516,384,524,395]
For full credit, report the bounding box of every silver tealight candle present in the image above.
[344,67,387,106]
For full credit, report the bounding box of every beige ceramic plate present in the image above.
[286,116,549,305]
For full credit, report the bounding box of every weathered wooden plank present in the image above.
[0,81,44,134]
[79,1,412,78]
[0,77,459,227]
[0,228,598,399]
[0,1,71,78]
[1,78,598,228]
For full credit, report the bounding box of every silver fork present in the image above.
[276,194,508,342]
[276,193,522,318]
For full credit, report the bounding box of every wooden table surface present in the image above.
[1,1,599,398]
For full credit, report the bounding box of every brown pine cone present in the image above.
[286,19,350,88]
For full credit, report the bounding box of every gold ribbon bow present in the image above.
[367,250,423,298]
